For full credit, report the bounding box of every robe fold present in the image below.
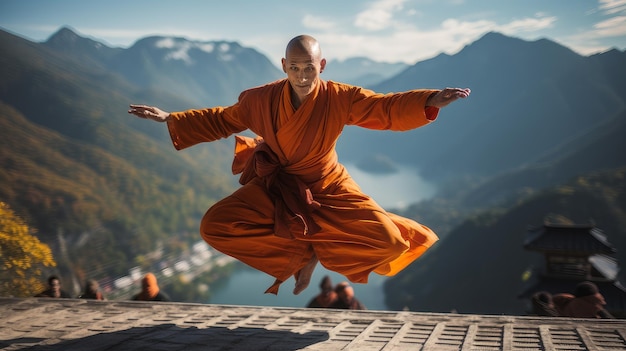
[168,79,440,293]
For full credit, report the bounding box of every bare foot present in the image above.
[293,255,318,295]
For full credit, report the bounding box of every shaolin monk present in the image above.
[128,34,470,295]
[131,273,171,302]
[306,275,338,308]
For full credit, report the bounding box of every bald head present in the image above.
[335,282,355,302]
[285,35,322,60]
[281,34,326,107]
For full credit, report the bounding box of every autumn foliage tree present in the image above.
[0,202,56,297]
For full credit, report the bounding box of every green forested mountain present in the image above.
[384,98,626,315]
[458,108,626,210]
[384,167,626,315]
[0,28,239,285]
[377,34,626,315]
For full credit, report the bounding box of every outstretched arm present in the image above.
[128,104,171,122]
[426,87,471,108]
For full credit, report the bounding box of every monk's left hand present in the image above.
[426,87,471,108]
[128,104,171,122]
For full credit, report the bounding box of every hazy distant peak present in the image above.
[467,31,578,58]
[48,26,80,42]
[45,26,108,50]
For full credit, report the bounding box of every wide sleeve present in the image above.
[345,85,441,131]
[166,103,248,150]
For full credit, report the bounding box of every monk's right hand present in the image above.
[128,104,171,122]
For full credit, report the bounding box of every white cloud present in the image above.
[155,39,193,64]
[198,43,215,53]
[302,1,562,64]
[496,16,557,34]
[354,0,407,31]
[316,20,483,64]
[218,43,234,61]
[599,0,626,15]
[302,14,336,31]
[558,0,626,55]
[154,39,235,65]
[319,14,558,64]
[155,37,176,49]
[592,0,626,39]
[594,15,626,36]
[559,14,626,55]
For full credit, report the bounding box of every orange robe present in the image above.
[167,79,440,293]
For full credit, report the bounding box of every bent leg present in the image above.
[200,179,314,287]
[306,193,438,284]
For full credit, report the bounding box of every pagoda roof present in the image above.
[524,223,616,255]
[590,254,620,280]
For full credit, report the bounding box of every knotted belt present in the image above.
[232,135,321,239]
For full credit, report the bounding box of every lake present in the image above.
[342,163,435,210]
[208,265,390,311]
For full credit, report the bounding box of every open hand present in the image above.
[128,104,171,122]
[426,88,471,108]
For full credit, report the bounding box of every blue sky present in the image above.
[1,0,625,64]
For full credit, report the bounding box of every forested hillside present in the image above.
[385,167,626,315]
[384,89,626,315]
[0,28,238,287]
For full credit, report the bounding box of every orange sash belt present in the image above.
[232,136,321,239]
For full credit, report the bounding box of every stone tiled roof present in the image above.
[524,224,616,255]
[2,297,626,350]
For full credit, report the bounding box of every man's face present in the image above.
[321,281,333,295]
[50,279,60,294]
[281,49,326,103]
[338,286,354,303]
[592,293,606,305]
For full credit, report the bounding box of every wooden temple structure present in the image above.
[519,222,626,317]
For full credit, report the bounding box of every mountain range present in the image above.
[338,32,626,183]
[1,26,625,313]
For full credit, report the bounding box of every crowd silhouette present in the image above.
[33,273,170,302]
[306,276,366,310]
[34,275,71,298]
[531,281,614,319]
[78,279,106,300]
[31,274,617,317]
